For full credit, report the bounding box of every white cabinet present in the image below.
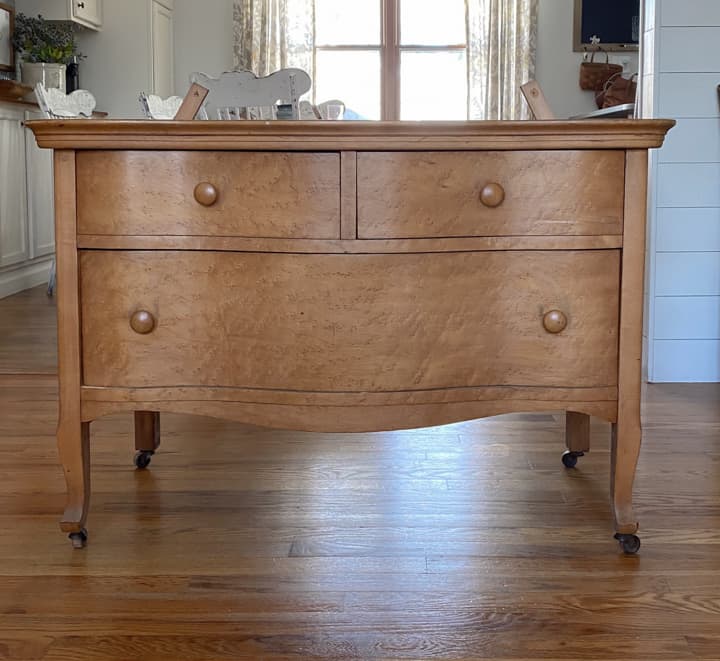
[0,103,55,299]
[75,0,174,117]
[0,107,29,269]
[15,0,103,30]
[151,0,174,99]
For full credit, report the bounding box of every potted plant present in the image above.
[11,13,82,92]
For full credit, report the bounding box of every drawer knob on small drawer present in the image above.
[543,310,567,334]
[194,182,219,206]
[480,182,506,208]
[130,310,156,335]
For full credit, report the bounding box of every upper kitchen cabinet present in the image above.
[16,0,103,30]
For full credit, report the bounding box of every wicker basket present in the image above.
[579,49,623,92]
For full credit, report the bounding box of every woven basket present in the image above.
[579,49,623,92]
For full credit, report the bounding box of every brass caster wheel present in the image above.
[69,529,88,549]
[614,533,641,555]
[562,450,584,468]
[134,450,154,470]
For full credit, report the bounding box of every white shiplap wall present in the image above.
[644,0,720,382]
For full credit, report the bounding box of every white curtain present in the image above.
[233,0,314,84]
[233,0,538,120]
[467,0,539,120]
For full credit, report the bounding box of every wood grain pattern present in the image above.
[358,151,625,238]
[612,150,649,535]
[76,151,341,238]
[52,150,90,535]
[27,119,676,151]
[79,250,620,392]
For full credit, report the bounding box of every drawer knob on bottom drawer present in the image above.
[543,310,567,334]
[194,182,219,206]
[130,310,156,334]
[480,182,506,208]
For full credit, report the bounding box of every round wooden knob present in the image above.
[543,310,567,334]
[193,182,218,206]
[480,182,506,208]
[130,310,156,334]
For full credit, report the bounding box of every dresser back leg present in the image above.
[565,412,591,453]
[58,420,91,534]
[134,411,161,453]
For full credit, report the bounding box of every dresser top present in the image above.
[28,119,674,151]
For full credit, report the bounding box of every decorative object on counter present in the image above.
[66,55,79,93]
[34,83,96,118]
[0,2,13,72]
[11,13,83,93]
[595,72,637,109]
[139,92,184,120]
[579,47,623,91]
[190,68,311,120]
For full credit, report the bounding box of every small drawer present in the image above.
[357,151,625,238]
[77,151,341,238]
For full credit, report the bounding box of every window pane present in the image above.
[315,50,382,120]
[315,0,381,46]
[401,0,466,45]
[400,50,467,120]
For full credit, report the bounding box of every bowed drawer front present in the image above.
[76,151,341,238]
[79,250,620,392]
[357,151,625,238]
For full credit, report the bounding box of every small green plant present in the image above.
[11,13,83,64]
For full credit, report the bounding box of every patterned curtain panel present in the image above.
[233,0,315,86]
[468,0,539,120]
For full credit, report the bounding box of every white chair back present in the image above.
[189,69,311,120]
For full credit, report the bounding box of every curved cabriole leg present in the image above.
[134,411,160,469]
[58,419,91,548]
[563,411,590,467]
[610,419,641,539]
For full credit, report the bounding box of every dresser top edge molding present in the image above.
[27,119,675,151]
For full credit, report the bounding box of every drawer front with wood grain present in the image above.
[76,151,341,238]
[80,250,619,391]
[357,151,625,238]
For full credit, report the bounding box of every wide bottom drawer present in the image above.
[80,250,620,391]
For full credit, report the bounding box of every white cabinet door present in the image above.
[71,0,103,29]
[0,109,29,268]
[152,0,174,98]
[25,111,55,260]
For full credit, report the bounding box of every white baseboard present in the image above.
[0,259,53,299]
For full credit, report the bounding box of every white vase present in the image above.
[21,62,67,93]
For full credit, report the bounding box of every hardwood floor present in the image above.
[1,288,719,660]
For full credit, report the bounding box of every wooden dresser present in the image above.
[29,120,673,552]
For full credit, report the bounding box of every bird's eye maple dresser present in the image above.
[28,119,673,552]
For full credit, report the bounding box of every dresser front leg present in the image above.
[610,416,641,553]
[58,419,91,548]
[563,411,590,468]
[134,411,160,469]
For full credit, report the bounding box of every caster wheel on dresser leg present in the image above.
[134,450,154,470]
[561,450,584,468]
[69,529,88,549]
[614,533,641,555]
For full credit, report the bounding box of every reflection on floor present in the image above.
[0,285,57,374]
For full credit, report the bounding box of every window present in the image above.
[314,0,468,120]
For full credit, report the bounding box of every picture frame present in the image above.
[573,0,640,53]
[0,2,14,72]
